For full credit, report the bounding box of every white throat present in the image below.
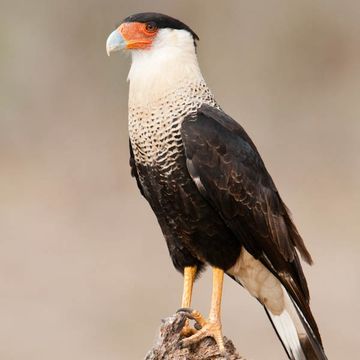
[127,29,204,106]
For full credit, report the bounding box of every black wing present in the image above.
[181,104,321,340]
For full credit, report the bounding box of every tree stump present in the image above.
[145,312,246,360]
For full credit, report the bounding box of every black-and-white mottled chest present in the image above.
[128,80,216,173]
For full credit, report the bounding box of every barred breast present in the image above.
[128,80,216,174]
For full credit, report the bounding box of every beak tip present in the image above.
[106,29,125,56]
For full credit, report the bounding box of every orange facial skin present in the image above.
[118,22,158,49]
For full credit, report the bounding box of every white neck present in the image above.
[127,29,204,106]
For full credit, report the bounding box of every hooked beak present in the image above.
[106,28,126,56]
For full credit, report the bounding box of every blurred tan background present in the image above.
[1,0,359,359]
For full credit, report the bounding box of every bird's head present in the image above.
[106,12,199,56]
[107,13,203,104]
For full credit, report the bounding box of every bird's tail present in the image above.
[264,286,327,360]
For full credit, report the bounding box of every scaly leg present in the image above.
[180,266,197,336]
[180,267,225,354]
[181,266,197,308]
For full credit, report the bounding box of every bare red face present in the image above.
[118,21,158,50]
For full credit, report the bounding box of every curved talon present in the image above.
[177,307,193,314]
[185,309,207,327]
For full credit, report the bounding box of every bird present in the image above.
[106,12,327,360]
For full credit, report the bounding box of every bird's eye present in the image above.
[145,22,157,33]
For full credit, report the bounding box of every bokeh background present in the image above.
[1,0,359,359]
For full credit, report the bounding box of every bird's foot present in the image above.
[180,319,197,337]
[177,308,225,355]
[178,308,199,336]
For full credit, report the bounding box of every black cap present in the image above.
[122,12,199,42]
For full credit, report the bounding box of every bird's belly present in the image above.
[136,157,241,270]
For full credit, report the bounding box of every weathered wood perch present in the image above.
[145,311,246,360]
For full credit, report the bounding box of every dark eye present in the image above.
[145,22,157,32]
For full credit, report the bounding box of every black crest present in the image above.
[122,12,199,42]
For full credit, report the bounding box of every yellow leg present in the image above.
[181,266,197,308]
[180,267,225,354]
[180,266,197,336]
[209,267,224,324]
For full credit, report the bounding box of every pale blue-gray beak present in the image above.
[106,29,126,56]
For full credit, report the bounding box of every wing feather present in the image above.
[181,105,321,342]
